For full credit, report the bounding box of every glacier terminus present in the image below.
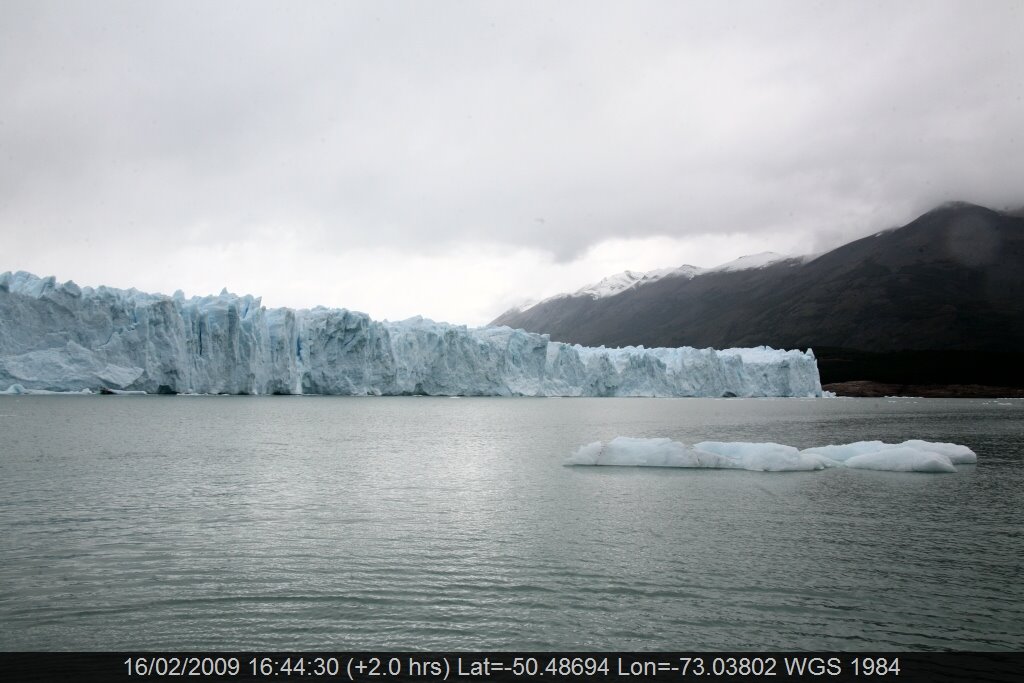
[0,272,823,397]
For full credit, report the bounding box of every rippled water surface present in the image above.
[1,396,1022,650]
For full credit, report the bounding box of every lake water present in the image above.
[1,396,1022,651]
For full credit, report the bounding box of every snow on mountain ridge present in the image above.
[513,252,793,315]
[707,251,789,272]
[573,266,697,299]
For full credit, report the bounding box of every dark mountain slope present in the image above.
[492,203,1024,386]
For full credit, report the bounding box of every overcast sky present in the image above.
[2,1,1022,325]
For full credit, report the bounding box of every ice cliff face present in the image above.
[0,272,823,397]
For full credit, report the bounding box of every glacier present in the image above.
[566,437,977,472]
[0,271,823,397]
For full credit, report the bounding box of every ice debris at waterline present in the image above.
[0,271,822,397]
[567,437,977,473]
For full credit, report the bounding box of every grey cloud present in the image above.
[2,1,1022,265]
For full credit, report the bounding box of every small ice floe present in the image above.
[1,383,93,395]
[566,437,976,473]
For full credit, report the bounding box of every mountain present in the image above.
[492,202,1024,389]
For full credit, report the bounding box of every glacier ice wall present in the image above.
[0,272,823,396]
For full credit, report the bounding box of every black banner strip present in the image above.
[1,651,1020,683]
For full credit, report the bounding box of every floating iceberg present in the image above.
[567,437,976,472]
[0,271,822,397]
[0,383,93,396]
[800,439,977,465]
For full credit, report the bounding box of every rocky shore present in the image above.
[823,381,1024,398]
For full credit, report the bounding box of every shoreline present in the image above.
[823,381,1024,398]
